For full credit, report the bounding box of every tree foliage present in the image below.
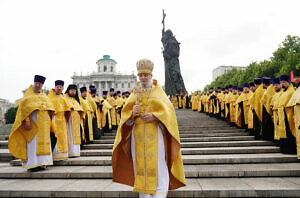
[204,35,300,91]
[4,107,18,124]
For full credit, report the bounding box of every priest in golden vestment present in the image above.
[249,78,265,139]
[100,91,113,133]
[270,78,282,143]
[224,85,233,123]
[277,75,296,154]
[260,77,276,140]
[107,88,118,130]
[48,80,70,161]
[287,69,300,158]
[64,84,83,157]
[191,92,199,111]
[115,91,124,125]
[112,59,186,198]
[229,86,239,126]
[79,87,94,143]
[247,82,255,134]
[9,75,55,171]
[90,87,102,138]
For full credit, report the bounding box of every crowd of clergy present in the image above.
[173,69,300,159]
[8,75,130,172]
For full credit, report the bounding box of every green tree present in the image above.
[4,107,18,124]
[203,35,300,90]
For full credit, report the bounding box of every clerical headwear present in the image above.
[249,82,255,87]
[279,75,290,82]
[68,84,77,90]
[89,85,95,90]
[90,87,97,94]
[136,58,154,75]
[243,83,250,88]
[55,80,64,86]
[272,78,280,85]
[110,88,115,92]
[262,77,271,85]
[254,78,262,85]
[80,87,87,93]
[102,91,108,95]
[34,75,46,84]
[294,69,300,77]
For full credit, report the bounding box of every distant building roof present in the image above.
[96,55,117,64]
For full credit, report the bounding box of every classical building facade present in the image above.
[212,65,246,81]
[72,55,137,96]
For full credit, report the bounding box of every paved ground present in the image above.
[0,109,299,197]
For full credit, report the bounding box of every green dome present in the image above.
[96,55,117,64]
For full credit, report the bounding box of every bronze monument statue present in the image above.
[161,9,186,96]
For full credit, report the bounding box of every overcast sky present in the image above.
[1,0,300,103]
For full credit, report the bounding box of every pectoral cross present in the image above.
[134,82,142,116]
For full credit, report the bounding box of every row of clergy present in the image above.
[8,75,130,171]
[171,92,192,109]
[175,70,300,159]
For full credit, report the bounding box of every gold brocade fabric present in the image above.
[224,92,232,120]
[64,94,83,145]
[112,84,186,194]
[8,85,55,162]
[249,84,265,122]
[197,95,202,112]
[79,96,94,141]
[100,97,113,129]
[172,96,178,108]
[261,85,276,115]
[235,92,253,125]
[116,97,124,124]
[92,96,102,129]
[218,92,225,116]
[278,84,295,138]
[107,95,117,126]
[191,94,199,110]
[87,92,97,113]
[48,89,70,153]
[230,94,239,123]
[287,87,300,158]
[270,90,283,140]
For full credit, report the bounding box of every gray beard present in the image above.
[141,80,152,91]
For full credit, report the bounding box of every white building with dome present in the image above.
[72,55,137,96]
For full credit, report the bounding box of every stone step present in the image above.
[92,136,254,144]
[1,177,300,197]
[2,163,300,179]
[0,146,280,161]
[0,135,8,141]
[0,141,8,149]
[82,140,275,150]
[102,129,245,136]
[10,153,298,166]
[0,149,14,162]
[80,146,280,156]
[178,126,237,130]
[101,132,249,139]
